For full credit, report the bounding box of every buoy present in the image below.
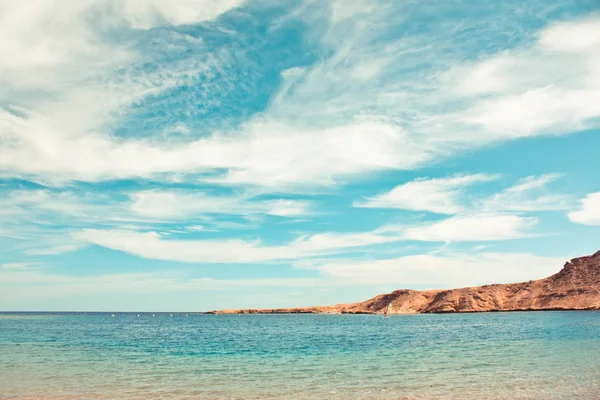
[152,314,155,317]
[170,314,173,317]
[111,314,115,317]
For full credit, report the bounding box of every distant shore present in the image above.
[208,251,600,315]
[205,307,599,315]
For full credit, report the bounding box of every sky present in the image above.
[1,0,600,311]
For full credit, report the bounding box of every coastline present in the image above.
[206,307,600,315]
[208,251,600,315]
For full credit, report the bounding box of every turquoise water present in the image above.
[1,312,599,399]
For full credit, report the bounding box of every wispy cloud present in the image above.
[449,17,600,139]
[0,113,430,187]
[356,173,571,215]
[354,174,496,214]
[75,211,537,264]
[2,6,598,190]
[0,0,248,186]
[318,251,566,288]
[1,262,41,271]
[401,214,537,242]
[119,0,245,29]
[0,0,126,92]
[0,187,311,256]
[128,190,311,219]
[1,1,598,310]
[1,188,311,223]
[73,228,399,264]
[0,0,243,89]
[479,174,572,212]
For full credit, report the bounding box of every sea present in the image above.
[1,311,599,399]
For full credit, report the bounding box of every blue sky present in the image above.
[1,0,600,311]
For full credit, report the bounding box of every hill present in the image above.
[209,251,600,314]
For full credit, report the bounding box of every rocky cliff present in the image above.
[210,251,600,314]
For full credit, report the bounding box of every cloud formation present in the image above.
[128,190,311,219]
[75,211,537,264]
[478,174,571,212]
[355,174,495,214]
[357,173,571,216]
[1,1,598,310]
[400,214,536,242]
[2,9,599,190]
[74,228,399,264]
[568,193,600,226]
[319,252,566,288]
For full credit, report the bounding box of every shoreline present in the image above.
[206,307,600,315]
[209,251,600,315]
[1,308,598,315]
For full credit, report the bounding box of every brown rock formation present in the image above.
[209,251,600,314]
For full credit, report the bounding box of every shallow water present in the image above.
[1,311,599,399]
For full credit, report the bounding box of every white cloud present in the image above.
[185,225,206,232]
[479,174,571,212]
[0,189,110,219]
[274,11,600,155]
[355,174,495,214]
[0,188,310,226]
[247,14,600,190]
[75,211,537,264]
[0,110,429,187]
[0,0,250,186]
[266,199,310,217]
[26,243,85,256]
[0,189,127,256]
[2,9,599,191]
[538,18,600,55]
[568,192,600,226]
[128,190,310,219]
[329,0,378,23]
[2,2,593,312]
[460,87,600,138]
[74,228,399,264]
[356,173,570,215]
[1,262,39,271]
[451,17,600,139]
[0,189,99,255]
[0,0,125,91]
[0,187,314,257]
[120,0,244,29]
[319,252,566,288]
[398,214,536,242]
[1,0,237,91]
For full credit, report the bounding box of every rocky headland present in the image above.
[208,250,600,314]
